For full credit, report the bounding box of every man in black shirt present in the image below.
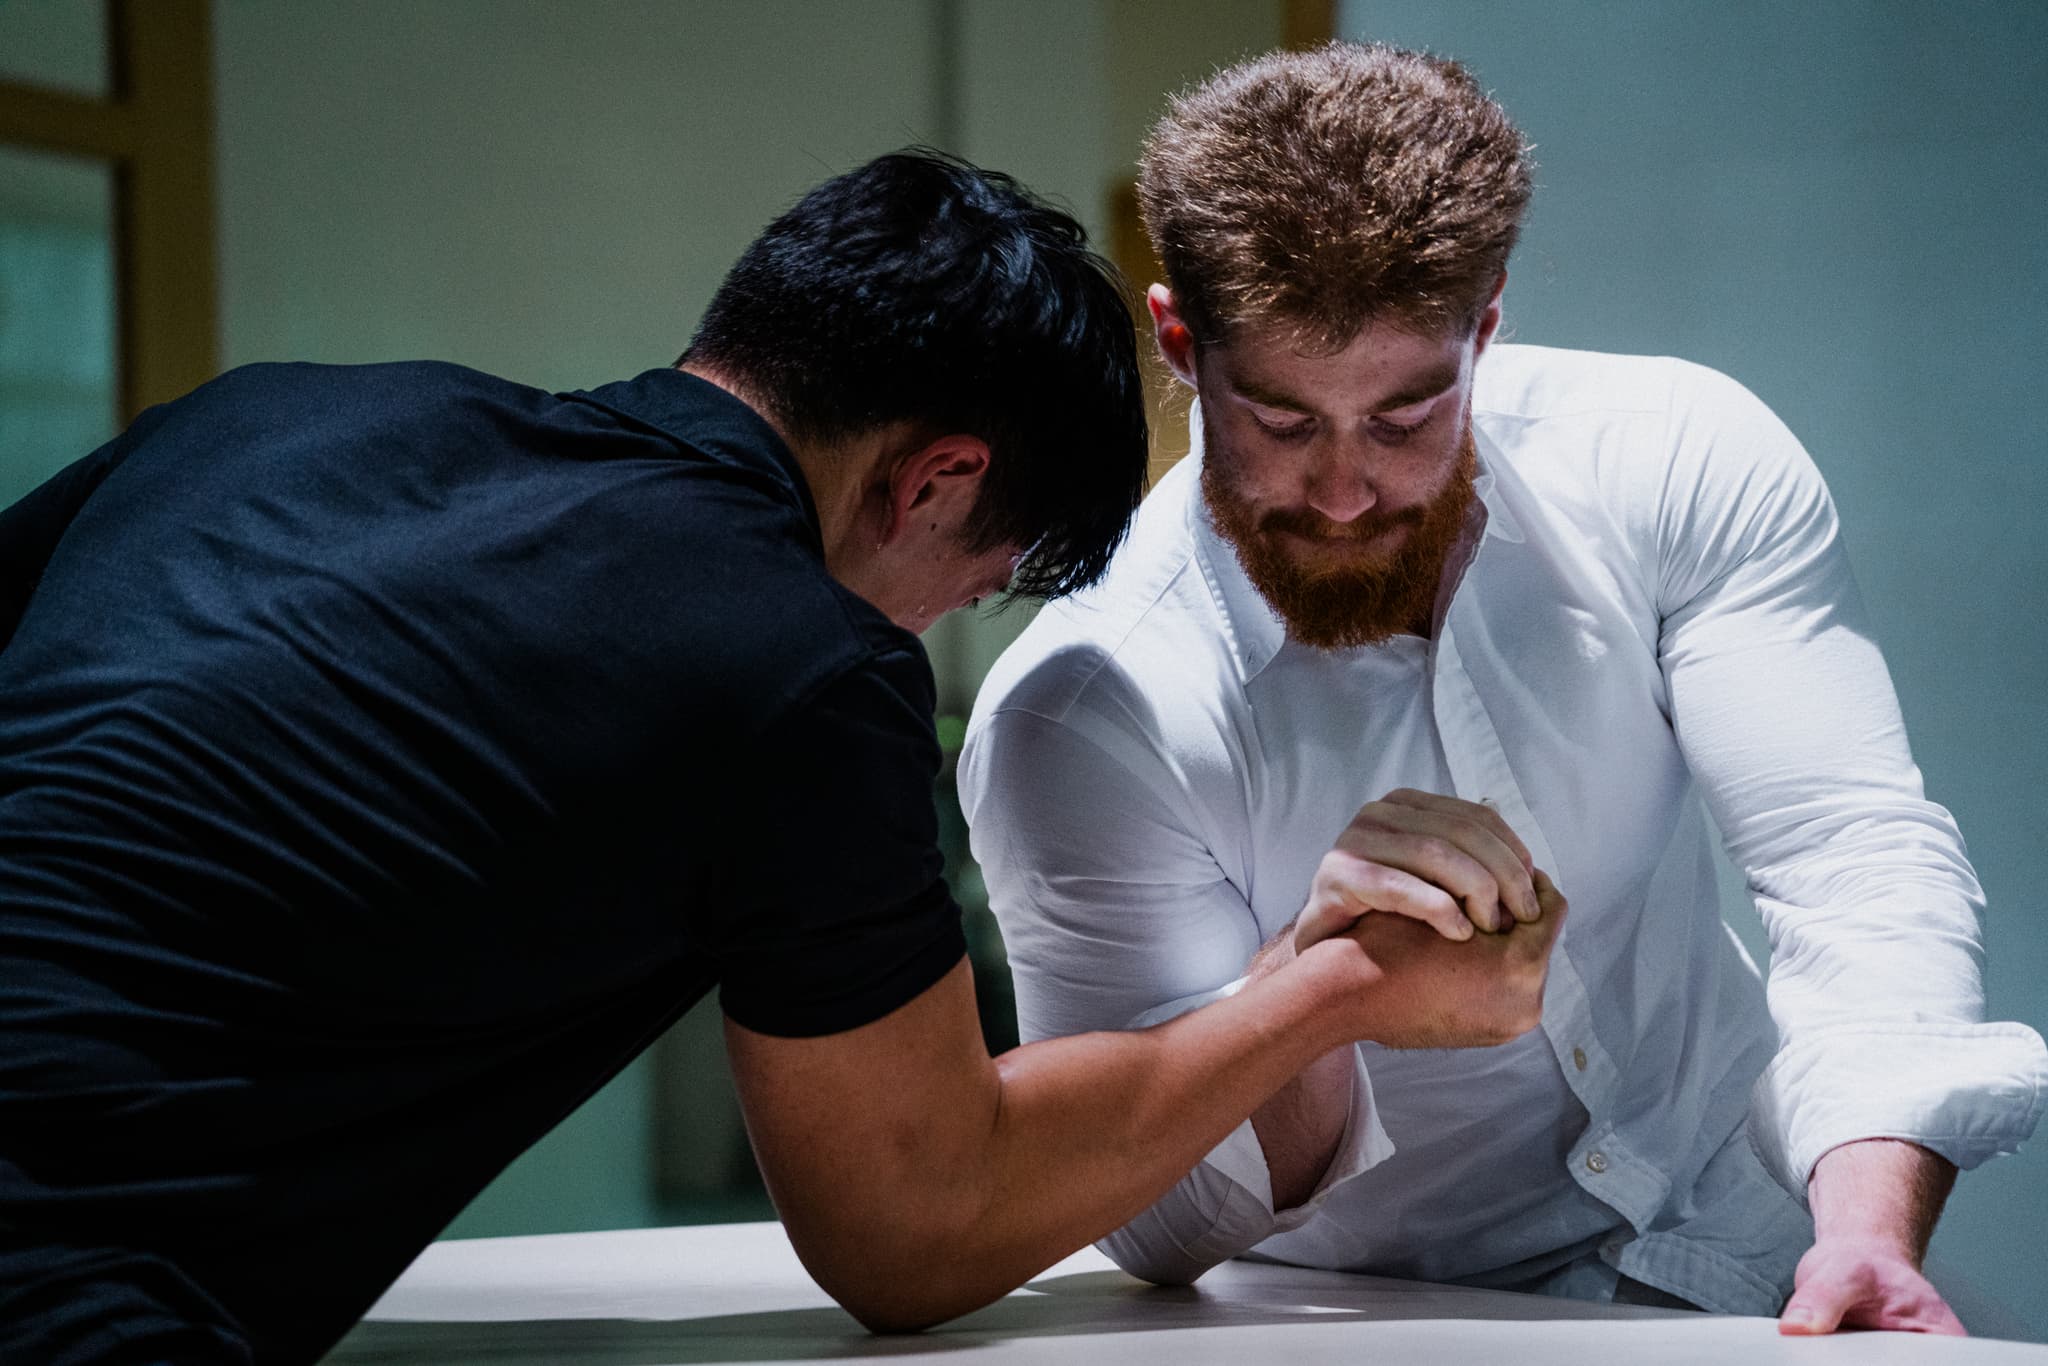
[0,150,1562,1363]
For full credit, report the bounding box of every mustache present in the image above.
[1256,504,1426,541]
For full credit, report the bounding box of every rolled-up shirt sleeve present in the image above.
[960,696,1394,1282]
[1650,363,2048,1195]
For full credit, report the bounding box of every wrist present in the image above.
[1807,1139,1955,1268]
[1246,920,1301,982]
[1286,936,1388,1044]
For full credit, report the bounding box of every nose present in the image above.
[1302,441,1377,524]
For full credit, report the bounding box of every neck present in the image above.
[674,361,880,576]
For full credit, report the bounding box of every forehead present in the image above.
[1202,320,1470,409]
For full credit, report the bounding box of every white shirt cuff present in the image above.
[1126,979,1396,1243]
[1750,1021,2048,1197]
[1200,1043,1396,1233]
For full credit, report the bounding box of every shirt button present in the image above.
[1572,1047,1588,1071]
[1586,1151,1609,1175]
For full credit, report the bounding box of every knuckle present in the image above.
[1315,848,1359,880]
[1334,821,1384,854]
[1319,850,1382,894]
[1413,833,1457,866]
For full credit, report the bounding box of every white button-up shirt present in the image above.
[960,345,2048,1314]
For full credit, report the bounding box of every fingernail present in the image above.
[1782,1308,1815,1328]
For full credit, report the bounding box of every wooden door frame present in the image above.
[1110,0,1334,479]
[0,0,218,423]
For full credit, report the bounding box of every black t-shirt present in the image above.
[0,362,966,1361]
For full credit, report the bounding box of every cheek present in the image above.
[1208,430,1292,506]
[1385,448,1450,501]
[1384,423,1468,503]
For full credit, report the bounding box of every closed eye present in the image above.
[1248,406,1315,443]
[1368,400,1440,444]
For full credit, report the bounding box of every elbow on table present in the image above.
[808,1223,1213,1330]
[1095,1224,1216,1289]
[821,1262,1007,1335]
[836,1290,953,1336]
[794,1219,1010,1335]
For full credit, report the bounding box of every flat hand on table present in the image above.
[1780,1138,1966,1336]
[1779,1238,1965,1336]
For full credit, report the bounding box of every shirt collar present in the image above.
[1184,399,1524,684]
[562,368,822,541]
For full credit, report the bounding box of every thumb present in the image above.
[1294,894,1365,951]
[1779,1278,1856,1336]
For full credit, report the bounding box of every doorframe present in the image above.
[0,0,218,423]
[1108,0,1335,480]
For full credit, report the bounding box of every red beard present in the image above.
[1202,429,1478,650]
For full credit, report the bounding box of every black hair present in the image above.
[682,148,1147,599]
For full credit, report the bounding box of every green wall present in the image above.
[1340,0,2048,1336]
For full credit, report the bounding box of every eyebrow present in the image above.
[1229,361,1463,417]
[1229,377,1316,414]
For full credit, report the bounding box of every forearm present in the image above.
[949,894,1561,1308]
[1778,1137,1965,1335]
[1250,1046,1355,1209]
[1236,915,1358,1211]
[843,944,1365,1329]
[743,891,1560,1332]
[1806,1138,1955,1265]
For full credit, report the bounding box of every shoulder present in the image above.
[1476,344,1809,520]
[670,536,935,749]
[140,362,592,478]
[965,461,1245,806]
[1476,344,1694,421]
[974,460,1228,728]
[1476,344,1788,437]
[1479,345,1809,486]
[188,359,549,415]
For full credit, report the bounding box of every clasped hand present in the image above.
[1294,789,1565,1051]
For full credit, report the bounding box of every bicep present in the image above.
[709,650,966,1039]
[723,958,997,1295]
[1654,371,1981,964]
[962,706,1260,1043]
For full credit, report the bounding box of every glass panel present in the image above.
[0,143,117,509]
[0,0,110,97]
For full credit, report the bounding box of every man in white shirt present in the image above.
[961,43,2046,1336]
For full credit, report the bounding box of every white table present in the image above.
[330,1221,2047,1365]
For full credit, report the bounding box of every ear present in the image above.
[1473,273,1507,357]
[880,433,992,545]
[1148,284,1200,390]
